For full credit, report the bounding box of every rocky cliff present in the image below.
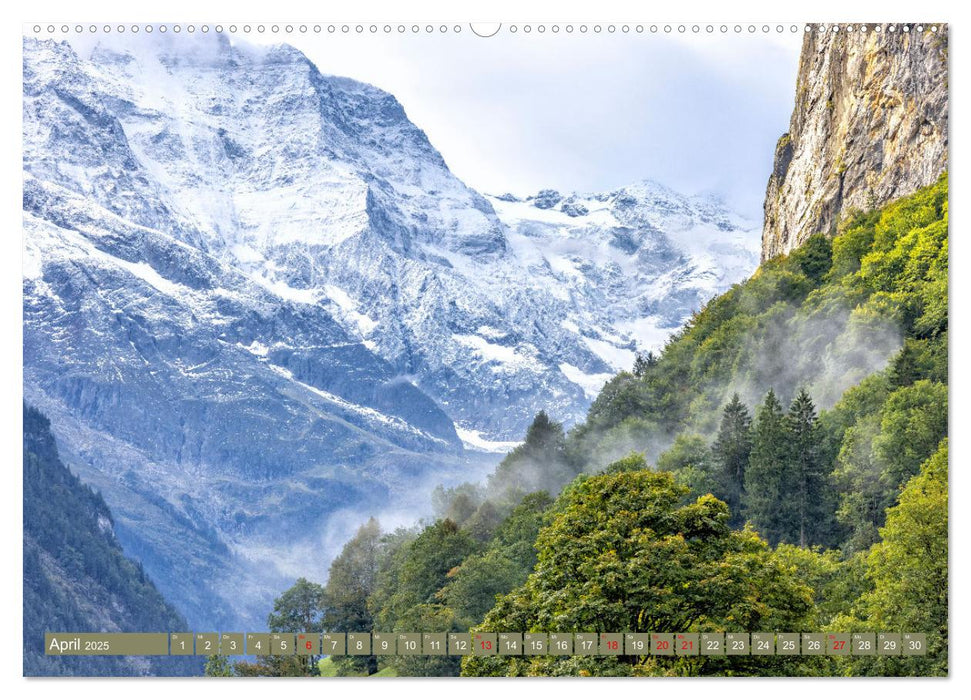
[762,25,948,260]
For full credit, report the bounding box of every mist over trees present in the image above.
[712,393,751,526]
[228,176,948,677]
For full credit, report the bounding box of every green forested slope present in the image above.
[248,175,948,677]
[23,404,202,676]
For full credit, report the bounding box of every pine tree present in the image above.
[712,393,752,526]
[522,410,564,455]
[632,351,658,377]
[887,342,921,388]
[489,411,572,497]
[784,389,827,546]
[742,389,788,544]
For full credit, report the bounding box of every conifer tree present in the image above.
[489,411,571,497]
[712,393,752,526]
[742,389,788,544]
[785,389,827,546]
[523,411,557,445]
[632,351,658,377]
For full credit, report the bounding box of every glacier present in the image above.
[22,33,759,629]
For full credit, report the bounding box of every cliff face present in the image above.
[762,26,948,260]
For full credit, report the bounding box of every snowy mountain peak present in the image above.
[511,179,752,234]
[23,34,760,629]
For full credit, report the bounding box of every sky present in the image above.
[59,24,802,221]
[268,26,803,219]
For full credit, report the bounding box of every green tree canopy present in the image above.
[371,518,477,631]
[323,517,382,675]
[463,465,814,676]
[268,577,327,633]
[834,439,948,676]
[231,577,327,677]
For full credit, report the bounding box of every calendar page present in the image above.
[22,19,948,679]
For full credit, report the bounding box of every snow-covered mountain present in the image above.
[488,184,759,372]
[22,34,759,628]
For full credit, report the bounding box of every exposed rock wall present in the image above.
[762,25,948,260]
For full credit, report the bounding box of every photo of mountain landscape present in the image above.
[22,22,948,678]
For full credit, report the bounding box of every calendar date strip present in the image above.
[45,631,927,657]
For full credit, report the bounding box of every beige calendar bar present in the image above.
[42,631,928,656]
[45,633,169,655]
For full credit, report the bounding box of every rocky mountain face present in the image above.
[487,184,758,374]
[23,405,202,676]
[762,25,948,260]
[23,34,758,629]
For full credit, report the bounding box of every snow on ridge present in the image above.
[581,336,636,373]
[455,425,522,454]
[114,260,189,298]
[451,333,545,372]
[250,274,319,305]
[475,325,507,341]
[23,34,762,444]
[26,211,195,302]
[324,284,379,336]
[23,238,43,280]
[265,363,448,445]
[239,340,269,357]
[558,363,614,400]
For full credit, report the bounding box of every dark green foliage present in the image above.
[488,411,576,499]
[830,379,948,552]
[230,578,328,676]
[490,491,553,550]
[741,390,788,543]
[370,519,477,631]
[632,350,658,377]
[322,517,382,675]
[871,380,947,488]
[790,233,833,283]
[737,388,833,548]
[711,394,752,525]
[23,405,201,677]
[268,577,327,633]
[292,177,949,677]
[785,390,832,546]
[367,519,477,678]
[440,549,528,628]
[462,466,817,676]
[441,491,553,629]
[832,440,948,676]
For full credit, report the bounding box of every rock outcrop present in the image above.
[762,25,948,260]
